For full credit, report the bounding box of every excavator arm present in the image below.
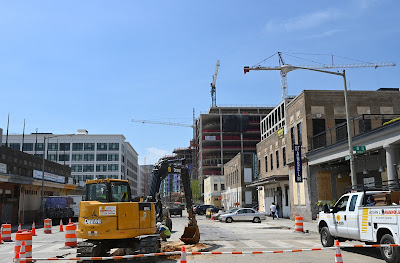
[146,159,200,244]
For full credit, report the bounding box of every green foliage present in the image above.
[191,179,201,201]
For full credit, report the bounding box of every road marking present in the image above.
[241,240,266,248]
[295,240,321,247]
[36,243,63,252]
[218,241,235,248]
[271,240,295,248]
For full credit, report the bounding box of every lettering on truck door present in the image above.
[331,195,350,238]
[347,194,361,239]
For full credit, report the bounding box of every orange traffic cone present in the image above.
[31,222,36,236]
[211,212,214,220]
[335,240,343,263]
[69,218,72,224]
[18,224,21,232]
[19,241,26,263]
[180,246,187,263]
[14,251,20,263]
[59,219,64,232]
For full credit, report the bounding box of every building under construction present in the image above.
[196,106,273,196]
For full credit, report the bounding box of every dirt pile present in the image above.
[162,241,209,259]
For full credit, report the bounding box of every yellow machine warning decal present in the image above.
[362,208,368,233]
[336,215,341,221]
[168,167,172,172]
[99,206,117,216]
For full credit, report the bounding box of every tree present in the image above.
[191,179,201,202]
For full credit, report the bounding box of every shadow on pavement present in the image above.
[342,247,382,260]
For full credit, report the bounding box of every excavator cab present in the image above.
[83,179,131,203]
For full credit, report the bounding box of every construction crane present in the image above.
[244,52,396,101]
[210,60,220,107]
[131,119,194,128]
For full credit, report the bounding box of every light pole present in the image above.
[281,65,357,188]
[40,134,74,222]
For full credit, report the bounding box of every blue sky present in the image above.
[1,0,399,164]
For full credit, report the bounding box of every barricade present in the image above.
[0,226,2,244]
[65,223,77,248]
[14,231,32,262]
[44,218,52,234]
[60,219,64,232]
[294,215,303,232]
[31,222,36,236]
[1,223,12,242]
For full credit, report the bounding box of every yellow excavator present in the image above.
[76,159,199,260]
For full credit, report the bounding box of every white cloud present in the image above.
[306,29,343,39]
[141,147,170,165]
[265,9,343,33]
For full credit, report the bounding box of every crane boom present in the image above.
[131,119,194,128]
[244,53,396,101]
[211,60,220,107]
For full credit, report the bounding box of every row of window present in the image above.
[70,174,120,181]
[263,147,287,172]
[9,142,119,152]
[227,170,239,186]
[71,164,120,172]
[45,153,119,162]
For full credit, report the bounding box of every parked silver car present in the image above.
[212,208,238,220]
[219,208,266,223]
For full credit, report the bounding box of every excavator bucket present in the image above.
[180,225,200,244]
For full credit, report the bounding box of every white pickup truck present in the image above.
[318,190,400,263]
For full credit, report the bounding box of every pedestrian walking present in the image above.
[270,202,277,220]
[275,204,280,219]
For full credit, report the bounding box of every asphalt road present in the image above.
[0,212,387,263]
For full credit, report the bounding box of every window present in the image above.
[23,143,34,151]
[359,119,372,133]
[108,154,119,161]
[270,153,273,170]
[108,164,118,171]
[312,119,327,149]
[83,164,94,172]
[349,195,358,212]
[285,185,289,206]
[283,147,286,166]
[35,153,43,158]
[264,155,268,172]
[276,150,280,169]
[71,164,83,172]
[110,181,130,202]
[97,154,108,161]
[72,143,83,151]
[335,196,349,212]
[35,143,44,151]
[214,184,218,191]
[9,143,20,150]
[109,143,119,151]
[97,143,108,151]
[96,164,107,172]
[291,127,295,150]
[84,143,95,151]
[335,119,348,142]
[221,184,225,191]
[60,143,70,151]
[72,154,82,161]
[84,154,94,161]
[297,123,302,146]
[47,154,57,162]
[47,143,58,151]
[59,154,70,161]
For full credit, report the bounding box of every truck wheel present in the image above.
[380,234,400,263]
[320,227,334,247]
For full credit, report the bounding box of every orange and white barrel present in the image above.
[294,215,304,232]
[14,231,32,261]
[1,224,12,242]
[65,223,77,248]
[0,226,3,244]
[44,218,52,234]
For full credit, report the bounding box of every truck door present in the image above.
[331,195,350,238]
[346,194,360,239]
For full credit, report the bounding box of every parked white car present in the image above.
[219,208,266,223]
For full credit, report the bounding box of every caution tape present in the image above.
[18,244,400,261]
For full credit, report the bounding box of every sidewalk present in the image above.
[263,217,319,234]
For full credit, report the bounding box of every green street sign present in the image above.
[353,146,366,154]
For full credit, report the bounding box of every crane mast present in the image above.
[211,60,220,107]
[244,52,396,101]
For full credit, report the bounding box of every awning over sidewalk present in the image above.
[247,175,289,187]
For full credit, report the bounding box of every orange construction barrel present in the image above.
[294,215,304,232]
[1,224,12,242]
[14,230,32,261]
[65,223,77,248]
[44,218,52,234]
